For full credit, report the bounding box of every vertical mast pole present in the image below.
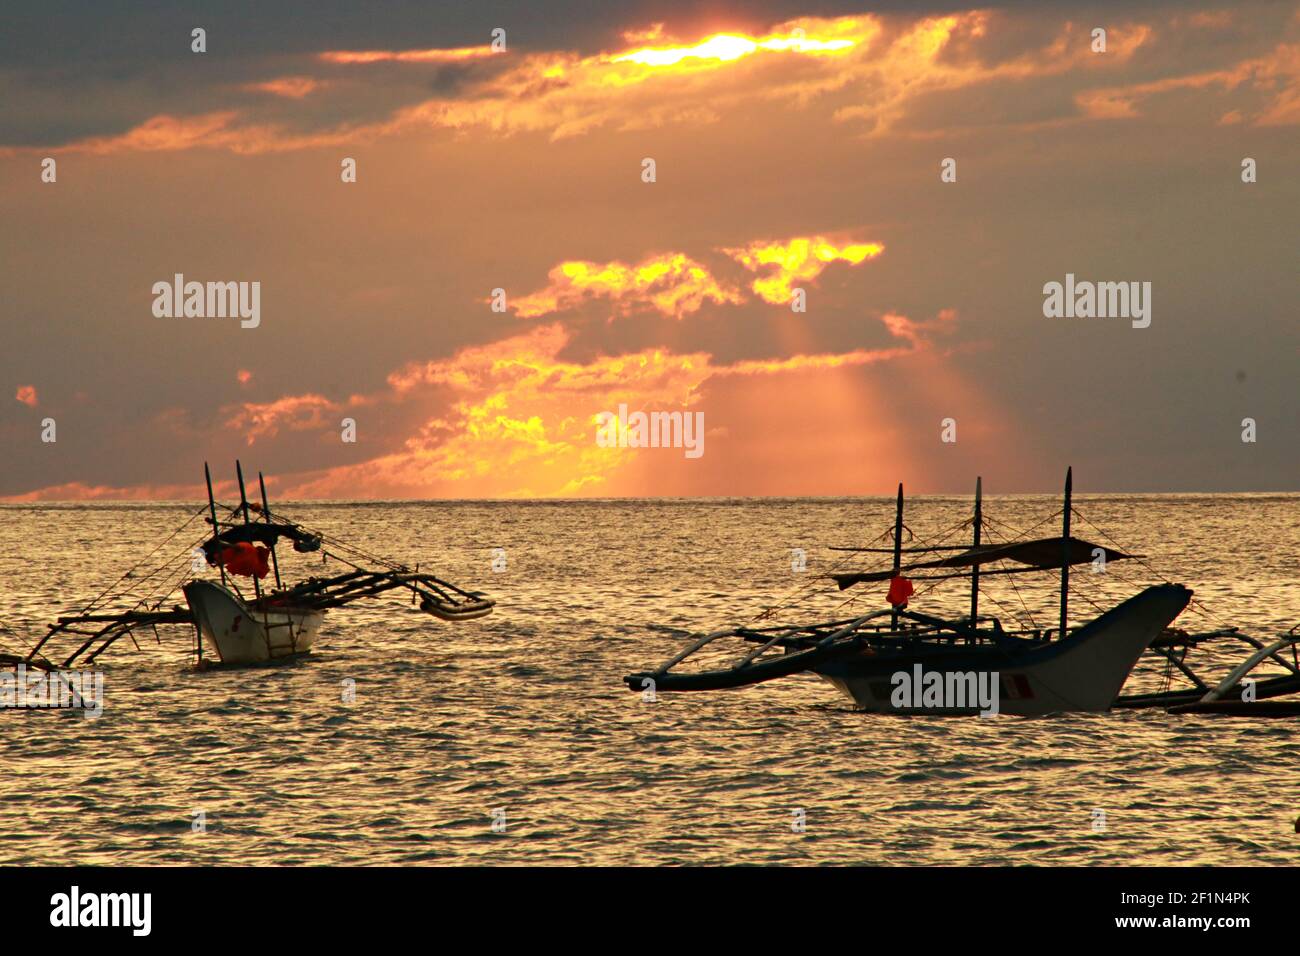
[890,482,904,630]
[970,476,982,624]
[200,461,227,668]
[235,461,262,603]
[258,471,282,590]
[235,460,252,524]
[1059,466,1072,640]
[204,462,226,589]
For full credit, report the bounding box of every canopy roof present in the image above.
[202,522,321,562]
[831,536,1134,590]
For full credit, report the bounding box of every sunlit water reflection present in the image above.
[2,495,1297,865]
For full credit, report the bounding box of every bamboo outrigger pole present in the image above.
[970,476,981,624]
[258,470,282,590]
[1059,466,1072,640]
[891,482,904,630]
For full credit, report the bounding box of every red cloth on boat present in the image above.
[219,542,270,579]
[886,575,914,607]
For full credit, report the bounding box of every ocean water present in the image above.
[2,495,1298,866]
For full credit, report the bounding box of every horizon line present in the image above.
[4,488,1298,506]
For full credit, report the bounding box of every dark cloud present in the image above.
[1,0,1273,149]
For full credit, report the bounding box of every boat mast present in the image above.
[258,470,283,590]
[1058,466,1072,640]
[201,461,229,668]
[235,461,262,603]
[204,462,227,590]
[891,482,904,630]
[970,476,981,624]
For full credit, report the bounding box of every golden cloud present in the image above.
[391,15,881,140]
[510,253,744,320]
[611,28,860,68]
[272,306,954,498]
[5,305,965,501]
[723,236,885,304]
[510,236,883,319]
[32,9,1300,157]
[282,323,717,497]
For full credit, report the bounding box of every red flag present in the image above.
[886,575,914,607]
[219,542,271,579]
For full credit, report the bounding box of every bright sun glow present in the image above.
[612,31,858,68]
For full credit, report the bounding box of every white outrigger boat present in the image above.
[181,580,326,664]
[12,462,493,670]
[625,470,1300,717]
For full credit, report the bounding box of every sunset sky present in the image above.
[1,1,1296,499]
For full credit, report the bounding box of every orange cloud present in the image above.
[832,15,1151,132]
[719,310,956,375]
[0,479,213,502]
[242,76,323,99]
[318,46,495,64]
[1188,11,1233,30]
[15,385,38,407]
[1076,42,1300,125]
[283,323,715,497]
[266,309,955,498]
[50,16,875,154]
[224,394,342,445]
[71,112,243,154]
[723,236,884,304]
[4,305,972,501]
[612,28,859,68]
[879,308,959,349]
[0,472,278,502]
[511,253,743,320]
[394,15,881,140]
[63,111,355,155]
[35,10,1299,157]
[622,24,667,44]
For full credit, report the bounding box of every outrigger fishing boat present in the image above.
[625,469,1300,717]
[13,462,493,671]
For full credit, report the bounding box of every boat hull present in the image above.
[814,583,1193,716]
[183,580,324,664]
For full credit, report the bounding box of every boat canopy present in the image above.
[831,535,1134,590]
[201,522,322,564]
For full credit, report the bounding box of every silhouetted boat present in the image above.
[16,461,493,669]
[625,470,1300,717]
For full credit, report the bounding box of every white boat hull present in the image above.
[814,584,1193,716]
[183,580,324,664]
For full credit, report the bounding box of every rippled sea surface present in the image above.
[2,495,1298,866]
